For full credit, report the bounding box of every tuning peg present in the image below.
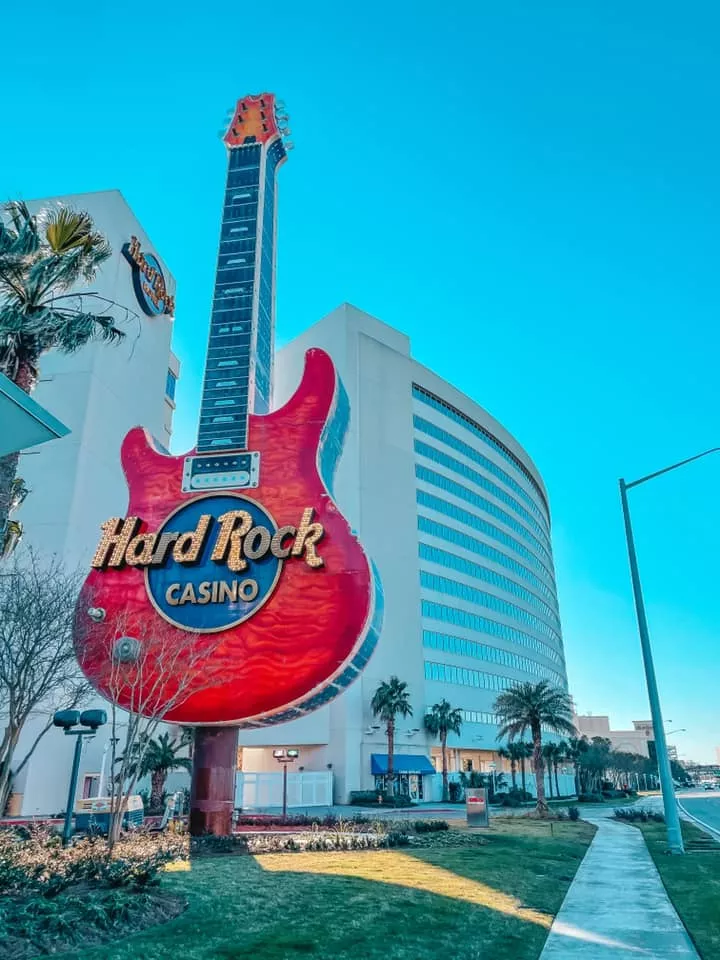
[284,140,295,151]
[277,113,290,123]
[276,99,286,110]
[280,127,292,137]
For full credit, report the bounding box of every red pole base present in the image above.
[189,726,238,836]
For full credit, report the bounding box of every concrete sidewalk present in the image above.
[540,817,699,959]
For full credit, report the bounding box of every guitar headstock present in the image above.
[222,93,292,149]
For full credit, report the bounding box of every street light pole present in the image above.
[618,446,720,856]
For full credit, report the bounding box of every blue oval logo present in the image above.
[146,494,282,632]
[122,236,175,316]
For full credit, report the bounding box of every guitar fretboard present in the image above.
[197,136,286,453]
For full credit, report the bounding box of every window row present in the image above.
[462,709,499,726]
[421,599,565,667]
[414,440,550,547]
[424,660,516,692]
[414,415,548,530]
[420,571,561,645]
[412,384,549,513]
[417,491,554,582]
[416,465,552,566]
[419,543,560,627]
[423,630,566,688]
[417,515,556,603]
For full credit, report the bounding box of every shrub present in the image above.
[497,788,532,808]
[413,820,449,833]
[578,792,604,803]
[349,791,387,806]
[0,826,185,896]
[613,807,665,824]
[448,782,463,803]
[568,805,580,821]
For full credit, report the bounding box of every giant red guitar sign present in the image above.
[73,94,383,731]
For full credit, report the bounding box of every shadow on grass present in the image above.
[50,822,596,960]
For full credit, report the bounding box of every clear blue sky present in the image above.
[3,1,719,761]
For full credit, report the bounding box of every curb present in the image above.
[676,800,720,842]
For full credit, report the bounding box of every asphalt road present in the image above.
[677,789,720,834]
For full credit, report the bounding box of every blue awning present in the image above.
[371,754,436,775]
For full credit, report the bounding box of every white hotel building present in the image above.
[238,303,570,803]
[5,190,179,816]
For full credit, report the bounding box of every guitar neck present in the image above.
[196,134,286,453]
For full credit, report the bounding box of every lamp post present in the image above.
[619,446,720,855]
[273,749,299,820]
[53,709,107,846]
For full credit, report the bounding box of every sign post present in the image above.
[466,788,489,828]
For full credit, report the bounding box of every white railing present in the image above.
[236,771,333,810]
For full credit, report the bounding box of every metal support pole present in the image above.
[282,762,288,820]
[62,735,84,847]
[619,479,684,853]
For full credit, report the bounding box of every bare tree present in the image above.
[78,612,224,847]
[0,549,91,812]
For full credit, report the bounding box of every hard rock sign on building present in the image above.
[73,94,383,834]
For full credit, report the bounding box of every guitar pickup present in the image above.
[182,452,260,492]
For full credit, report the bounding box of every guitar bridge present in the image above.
[182,452,260,492]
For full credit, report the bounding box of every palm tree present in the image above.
[494,681,576,814]
[496,746,515,790]
[543,742,565,798]
[424,699,463,802]
[542,743,555,798]
[371,677,413,797]
[518,741,533,795]
[0,201,124,537]
[118,731,192,811]
[564,736,590,797]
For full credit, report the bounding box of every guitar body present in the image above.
[74,348,382,725]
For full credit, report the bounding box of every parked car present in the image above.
[703,783,715,791]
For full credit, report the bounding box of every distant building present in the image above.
[574,714,656,758]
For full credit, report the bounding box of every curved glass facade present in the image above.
[414,382,567,731]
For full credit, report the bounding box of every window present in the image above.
[424,659,517,692]
[82,775,101,799]
[417,514,556,603]
[414,439,550,546]
[414,415,549,529]
[165,369,177,402]
[421,599,566,668]
[416,489,554,580]
[416,465,552,565]
[418,542,559,626]
[462,710,499,726]
[420,569,561,641]
[422,630,566,687]
[412,383,549,514]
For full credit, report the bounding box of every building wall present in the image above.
[17,189,179,569]
[574,715,654,758]
[239,303,568,801]
[4,190,179,815]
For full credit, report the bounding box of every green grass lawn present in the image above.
[53,821,595,960]
[638,820,720,960]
